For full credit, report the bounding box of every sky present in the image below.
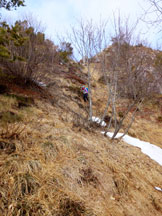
[0,0,161,48]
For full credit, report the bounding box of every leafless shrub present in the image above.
[68,19,109,120]
[142,0,162,31]
[97,14,145,139]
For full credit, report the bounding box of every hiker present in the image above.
[81,86,89,102]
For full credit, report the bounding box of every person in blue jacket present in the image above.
[81,86,89,102]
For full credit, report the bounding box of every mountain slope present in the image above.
[0,67,162,216]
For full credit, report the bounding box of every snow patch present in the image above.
[92,116,106,127]
[155,187,162,192]
[104,132,162,166]
[37,81,46,87]
[32,79,47,87]
[92,116,162,166]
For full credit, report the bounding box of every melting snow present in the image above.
[37,81,46,87]
[92,116,106,127]
[103,132,162,166]
[33,79,47,87]
[91,116,162,166]
[155,187,162,192]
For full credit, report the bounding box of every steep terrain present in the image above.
[0,65,162,216]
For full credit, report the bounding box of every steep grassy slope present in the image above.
[0,69,162,216]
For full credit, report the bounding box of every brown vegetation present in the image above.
[0,15,162,214]
[0,2,161,214]
[0,59,162,215]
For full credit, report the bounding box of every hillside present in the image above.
[0,62,162,216]
[92,44,162,100]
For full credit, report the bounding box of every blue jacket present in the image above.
[82,87,88,94]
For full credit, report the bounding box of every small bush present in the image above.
[128,131,137,138]
[14,95,34,105]
[72,114,97,132]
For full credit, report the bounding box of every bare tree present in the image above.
[21,12,46,33]
[101,14,144,139]
[68,19,107,120]
[93,20,112,123]
[141,0,162,33]
[65,16,146,139]
[144,0,162,23]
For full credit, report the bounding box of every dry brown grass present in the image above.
[0,66,162,216]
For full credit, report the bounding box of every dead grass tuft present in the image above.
[13,172,40,197]
[26,160,42,173]
[0,140,16,154]
[41,141,59,161]
[58,198,86,216]
[80,167,100,188]
[113,173,128,195]
[150,195,162,212]
[0,123,26,139]
[10,199,48,216]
